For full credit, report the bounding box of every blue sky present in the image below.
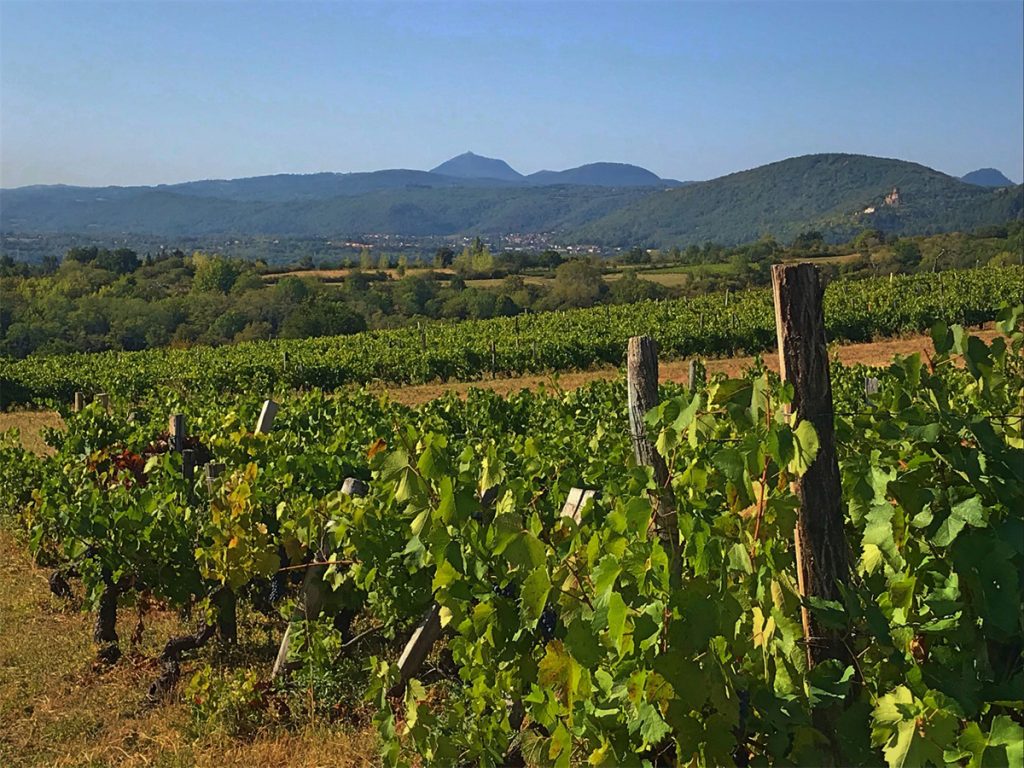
[1,0,1021,187]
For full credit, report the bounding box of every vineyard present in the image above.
[1,266,1021,408]
[0,260,1021,766]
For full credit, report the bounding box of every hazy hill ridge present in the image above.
[960,168,1016,188]
[430,151,525,181]
[2,153,1019,247]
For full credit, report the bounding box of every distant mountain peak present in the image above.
[527,162,673,187]
[430,152,523,181]
[961,168,1015,188]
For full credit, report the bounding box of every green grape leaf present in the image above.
[606,592,628,652]
[564,618,602,667]
[520,566,552,629]
[789,420,820,476]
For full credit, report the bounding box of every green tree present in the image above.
[549,260,607,308]
[892,239,923,268]
[192,254,240,294]
[609,270,667,304]
[433,246,455,268]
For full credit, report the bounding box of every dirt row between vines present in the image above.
[377,326,999,406]
[0,327,999,455]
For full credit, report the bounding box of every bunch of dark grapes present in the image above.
[491,582,517,599]
[268,572,286,604]
[539,607,557,642]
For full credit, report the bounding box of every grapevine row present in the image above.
[1,266,1020,407]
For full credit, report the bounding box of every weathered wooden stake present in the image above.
[560,488,599,524]
[626,336,680,579]
[255,399,278,434]
[169,414,185,453]
[205,462,224,494]
[770,263,850,669]
[73,391,85,412]
[95,393,110,413]
[490,340,497,378]
[418,322,427,351]
[687,359,701,394]
[394,603,443,691]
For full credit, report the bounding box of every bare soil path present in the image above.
[376,328,999,406]
[1,328,999,452]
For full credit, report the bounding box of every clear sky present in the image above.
[1,0,1022,188]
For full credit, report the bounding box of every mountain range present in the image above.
[1,153,1019,248]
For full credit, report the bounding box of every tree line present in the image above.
[1,224,1020,359]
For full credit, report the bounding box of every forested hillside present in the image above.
[575,154,1024,246]
[3,154,1019,245]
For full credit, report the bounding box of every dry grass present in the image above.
[0,411,63,455]
[0,531,376,768]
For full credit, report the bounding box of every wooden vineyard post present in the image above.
[770,264,850,669]
[561,488,599,524]
[687,359,704,394]
[95,393,110,413]
[169,414,185,453]
[393,603,443,691]
[490,340,497,379]
[272,477,368,679]
[73,391,85,412]
[204,462,224,494]
[255,399,278,434]
[626,336,680,580]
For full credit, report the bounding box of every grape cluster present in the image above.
[491,582,517,599]
[268,573,286,604]
[539,607,557,642]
